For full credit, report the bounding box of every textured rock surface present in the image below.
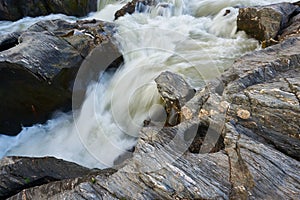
[0,156,95,199]
[14,37,299,200]
[237,2,298,46]
[0,0,97,21]
[1,2,300,200]
[155,71,195,126]
[8,167,117,200]
[0,19,121,135]
[279,12,300,41]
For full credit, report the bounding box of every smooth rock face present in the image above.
[0,19,121,135]
[0,157,94,199]
[0,0,97,21]
[237,3,298,44]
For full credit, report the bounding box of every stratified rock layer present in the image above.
[1,2,300,200]
[0,157,95,199]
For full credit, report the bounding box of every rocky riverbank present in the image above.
[0,1,299,199]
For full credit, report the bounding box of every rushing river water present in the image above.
[0,0,296,169]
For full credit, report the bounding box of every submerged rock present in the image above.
[0,19,121,135]
[0,0,97,21]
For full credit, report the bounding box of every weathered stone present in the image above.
[224,122,300,199]
[237,3,298,44]
[220,37,300,161]
[155,71,195,126]
[279,13,300,41]
[2,2,300,200]
[0,0,98,21]
[221,37,300,95]
[0,156,95,199]
[0,19,121,135]
[9,176,118,200]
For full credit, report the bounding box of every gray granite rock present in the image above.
[0,19,122,135]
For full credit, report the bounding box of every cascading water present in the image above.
[0,0,296,169]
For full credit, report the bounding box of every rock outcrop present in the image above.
[5,35,299,199]
[0,19,121,135]
[0,0,97,21]
[0,156,98,199]
[279,10,300,41]
[1,2,300,200]
[237,2,300,47]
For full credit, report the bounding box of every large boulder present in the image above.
[237,2,298,46]
[0,0,98,21]
[0,156,97,199]
[0,19,121,135]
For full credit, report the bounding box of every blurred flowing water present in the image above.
[0,0,295,168]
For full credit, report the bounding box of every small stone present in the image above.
[237,109,251,120]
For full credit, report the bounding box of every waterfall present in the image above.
[0,0,295,169]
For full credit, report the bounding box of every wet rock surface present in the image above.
[114,0,155,20]
[0,19,121,135]
[0,0,97,21]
